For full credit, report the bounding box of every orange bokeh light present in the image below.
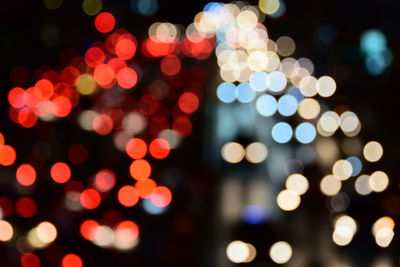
[0,145,16,166]
[34,79,54,100]
[126,138,147,159]
[16,164,36,186]
[118,185,139,207]
[135,178,157,198]
[51,162,71,183]
[93,64,115,87]
[129,159,151,180]
[115,39,136,60]
[149,138,170,159]
[52,96,72,118]
[80,219,99,241]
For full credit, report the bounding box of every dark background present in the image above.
[0,0,399,266]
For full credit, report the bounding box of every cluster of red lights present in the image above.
[0,10,214,266]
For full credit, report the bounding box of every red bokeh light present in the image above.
[50,162,71,183]
[80,189,101,210]
[62,254,83,267]
[149,138,170,159]
[16,197,37,218]
[16,163,36,186]
[94,12,116,34]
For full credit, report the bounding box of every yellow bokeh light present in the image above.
[0,220,13,242]
[27,228,48,249]
[44,0,63,10]
[36,221,57,244]
[372,216,395,236]
[93,225,115,247]
[285,173,309,195]
[82,0,102,16]
[298,76,317,97]
[237,10,258,31]
[276,190,301,211]
[247,51,268,71]
[320,174,341,196]
[298,98,320,120]
[332,159,353,181]
[269,241,292,264]
[375,228,394,247]
[369,171,389,192]
[259,0,280,15]
[317,76,336,97]
[221,142,245,163]
[363,141,383,162]
[245,142,268,163]
[372,217,395,247]
[76,74,97,95]
[226,240,250,263]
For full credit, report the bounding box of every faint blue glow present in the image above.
[242,205,267,224]
[286,86,304,102]
[236,83,256,103]
[272,122,292,143]
[249,71,268,92]
[269,0,286,19]
[295,122,316,144]
[277,95,298,117]
[365,50,392,75]
[318,24,338,44]
[143,199,167,214]
[217,82,236,103]
[347,156,362,177]
[131,0,158,16]
[256,94,277,116]
[267,71,287,93]
[360,29,386,55]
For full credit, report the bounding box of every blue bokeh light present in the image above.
[242,205,268,224]
[131,0,158,16]
[143,199,167,214]
[256,94,277,116]
[295,122,316,144]
[360,29,386,55]
[217,82,236,103]
[286,86,305,102]
[277,95,298,117]
[236,83,256,103]
[347,156,362,177]
[272,122,292,143]
[249,71,268,92]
